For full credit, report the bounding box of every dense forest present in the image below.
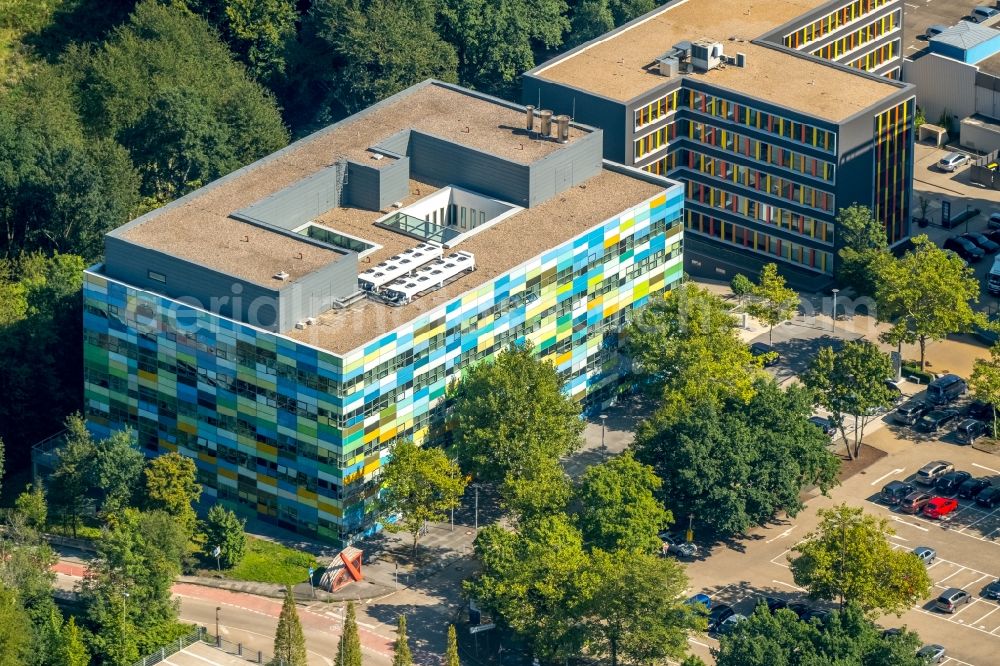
[0,0,664,472]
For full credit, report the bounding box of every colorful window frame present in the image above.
[810,10,899,61]
[783,0,891,50]
[634,90,683,131]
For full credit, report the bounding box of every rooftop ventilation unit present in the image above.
[539,110,553,137]
[381,251,476,306]
[357,243,443,291]
[690,39,724,73]
[654,41,691,77]
[555,115,570,143]
[273,271,290,281]
[525,105,536,132]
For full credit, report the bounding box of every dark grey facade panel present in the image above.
[408,132,531,206]
[103,236,282,330]
[684,200,833,252]
[277,253,359,331]
[526,131,604,206]
[344,158,410,211]
[522,75,629,163]
[372,130,412,156]
[235,166,343,231]
[376,157,411,209]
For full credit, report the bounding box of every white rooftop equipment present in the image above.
[357,243,442,291]
[382,251,475,305]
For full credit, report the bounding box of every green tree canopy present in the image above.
[970,344,1000,437]
[185,0,297,82]
[802,341,896,460]
[143,451,202,538]
[379,440,467,553]
[392,615,411,666]
[746,263,799,343]
[0,582,32,666]
[499,457,571,524]
[715,603,924,666]
[574,450,671,554]
[14,483,47,530]
[835,204,889,296]
[875,235,982,370]
[634,379,839,536]
[47,414,96,538]
[625,283,765,416]
[273,586,308,666]
[76,0,288,202]
[789,504,931,615]
[91,427,145,515]
[203,504,247,569]
[450,344,583,484]
[445,624,460,666]
[335,601,363,666]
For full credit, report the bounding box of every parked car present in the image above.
[935,588,972,612]
[925,374,968,405]
[963,232,1000,254]
[971,6,1000,23]
[956,418,986,444]
[915,409,960,433]
[958,477,992,499]
[938,151,970,172]
[800,608,831,624]
[916,460,954,485]
[882,480,915,505]
[900,491,934,514]
[895,399,929,425]
[926,24,947,38]
[912,546,937,566]
[707,604,736,632]
[685,593,712,610]
[923,497,959,519]
[759,596,788,614]
[982,579,1000,601]
[943,237,984,262]
[976,485,1000,508]
[990,212,1000,230]
[884,379,904,404]
[660,533,699,558]
[917,644,947,663]
[808,415,835,436]
[750,341,779,367]
[717,613,747,634]
[936,470,972,495]
[966,399,996,421]
[786,602,811,620]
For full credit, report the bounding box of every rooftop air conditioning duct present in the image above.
[525,105,536,132]
[540,110,553,138]
[555,115,570,143]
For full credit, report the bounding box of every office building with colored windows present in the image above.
[81,81,684,544]
[523,0,914,287]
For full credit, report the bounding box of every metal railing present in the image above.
[129,627,206,666]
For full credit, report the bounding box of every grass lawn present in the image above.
[224,537,318,586]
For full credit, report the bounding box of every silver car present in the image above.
[938,152,969,172]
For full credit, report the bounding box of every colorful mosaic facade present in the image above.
[83,188,684,544]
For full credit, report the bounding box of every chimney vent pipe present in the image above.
[525,105,536,132]
[540,110,553,137]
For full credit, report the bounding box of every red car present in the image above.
[923,497,959,519]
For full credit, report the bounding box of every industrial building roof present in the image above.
[115,82,591,286]
[932,20,1000,50]
[530,0,903,121]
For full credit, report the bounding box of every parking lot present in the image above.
[903,0,986,55]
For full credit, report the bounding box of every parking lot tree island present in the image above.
[970,345,1000,437]
[875,235,983,371]
[789,504,931,616]
[802,341,897,460]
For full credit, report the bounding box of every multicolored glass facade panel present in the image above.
[82,188,684,544]
[874,98,913,245]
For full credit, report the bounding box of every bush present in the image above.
[902,363,935,384]
[224,537,317,586]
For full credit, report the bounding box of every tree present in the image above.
[466,515,589,661]
[746,263,799,343]
[144,452,202,538]
[450,344,583,484]
[56,616,90,666]
[802,341,897,460]
[47,414,96,537]
[91,427,145,515]
[0,582,31,666]
[715,603,924,666]
[835,205,889,296]
[499,457,571,524]
[634,380,839,536]
[77,0,288,202]
[567,0,656,46]
[14,483,47,530]
[295,0,458,122]
[971,345,1000,437]
[578,549,701,666]
[789,504,931,616]
[379,440,467,554]
[730,273,753,305]
[273,586,308,666]
[875,235,983,370]
[438,0,569,98]
[574,451,671,554]
[335,601,362,666]
[392,615,412,666]
[202,504,247,569]
[186,0,297,82]
[444,624,460,666]
[625,283,765,416]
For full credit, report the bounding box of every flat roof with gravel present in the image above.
[531,0,902,121]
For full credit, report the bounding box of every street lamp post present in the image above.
[215,606,221,647]
[686,513,694,542]
[599,414,608,460]
[473,483,480,531]
[831,289,839,333]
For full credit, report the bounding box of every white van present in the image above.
[989,256,1000,295]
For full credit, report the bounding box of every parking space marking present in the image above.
[892,515,929,531]
[871,468,905,486]
[941,658,976,666]
[912,606,1000,640]
[971,606,1000,627]
[889,532,909,541]
[766,526,796,543]
[973,463,1000,475]
[772,579,806,592]
[770,549,792,568]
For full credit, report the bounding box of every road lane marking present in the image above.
[892,516,928,531]
[766,526,796,543]
[973,462,1000,475]
[870,468,905,486]
[772,579,806,592]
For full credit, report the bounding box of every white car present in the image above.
[938,152,969,172]
[659,532,699,558]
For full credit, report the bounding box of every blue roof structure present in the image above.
[930,20,1000,63]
